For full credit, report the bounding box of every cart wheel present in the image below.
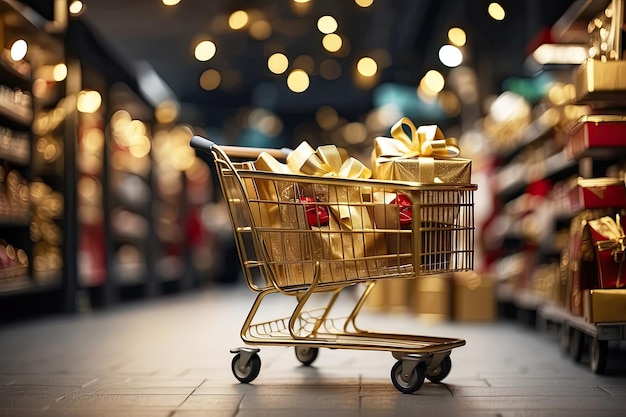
[295,346,319,366]
[590,338,608,375]
[568,328,585,363]
[391,360,426,394]
[231,352,261,383]
[426,355,452,383]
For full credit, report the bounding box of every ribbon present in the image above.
[589,215,625,288]
[287,141,371,225]
[589,215,626,263]
[372,117,460,182]
[287,141,371,180]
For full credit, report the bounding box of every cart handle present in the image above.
[190,136,291,160]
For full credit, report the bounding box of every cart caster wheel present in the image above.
[569,328,585,363]
[231,352,261,383]
[391,360,426,394]
[426,355,451,383]
[590,338,608,375]
[295,346,319,366]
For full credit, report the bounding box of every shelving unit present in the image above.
[488,0,626,374]
[0,0,76,316]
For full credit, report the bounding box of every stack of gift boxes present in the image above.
[240,116,494,322]
[561,0,626,323]
[565,121,626,324]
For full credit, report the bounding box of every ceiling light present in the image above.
[162,0,181,5]
[322,33,342,53]
[249,20,272,40]
[10,39,27,61]
[200,69,221,91]
[194,40,216,61]
[268,53,289,74]
[439,44,463,67]
[448,27,466,46]
[421,70,445,94]
[317,15,338,34]
[287,69,309,93]
[355,0,374,7]
[69,1,85,15]
[229,10,249,30]
[357,57,377,77]
[488,2,505,21]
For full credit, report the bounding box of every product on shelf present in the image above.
[0,167,29,220]
[565,115,626,158]
[0,240,29,280]
[570,177,626,212]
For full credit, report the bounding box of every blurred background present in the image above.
[1,0,625,342]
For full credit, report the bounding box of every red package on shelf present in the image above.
[566,115,626,158]
[570,177,626,212]
[587,215,626,289]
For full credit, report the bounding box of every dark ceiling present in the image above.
[23,0,576,129]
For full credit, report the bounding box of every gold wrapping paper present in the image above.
[371,117,471,184]
[370,118,471,269]
[285,142,387,282]
[239,155,314,287]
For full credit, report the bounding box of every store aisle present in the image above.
[0,284,625,417]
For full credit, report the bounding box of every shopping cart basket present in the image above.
[191,136,476,394]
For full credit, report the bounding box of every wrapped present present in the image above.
[583,289,626,323]
[370,118,472,269]
[587,215,626,289]
[570,177,626,212]
[238,155,313,288]
[371,117,471,184]
[565,115,626,159]
[285,142,387,283]
[575,59,626,106]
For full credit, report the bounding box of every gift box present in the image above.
[587,215,626,289]
[412,275,452,321]
[371,118,472,270]
[238,156,314,288]
[245,142,388,287]
[569,177,626,212]
[575,58,626,106]
[583,289,626,323]
[371,118,472,185]
[565,115,626,159]
[286,142,387,283]
[452,272,495,322]
[566,210,607,316]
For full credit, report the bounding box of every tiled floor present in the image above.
[0,284,625,417]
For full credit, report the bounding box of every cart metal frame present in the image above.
[191,136,477,393]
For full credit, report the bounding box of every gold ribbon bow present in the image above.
[388,117,460,158]
[372,117,460,182]
[590,215,626,264]
[287,141,371,179]
[287,141,371,226]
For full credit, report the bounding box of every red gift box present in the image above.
[570,177,626,212]
[566,115,626,159]
[588,215,626,289]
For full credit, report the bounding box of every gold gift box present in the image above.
[575,58,626,105]
[583,289,626,323]
[453,272,495,322]
[373,157,472,185]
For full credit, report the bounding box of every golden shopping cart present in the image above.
[190,136,476,394]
